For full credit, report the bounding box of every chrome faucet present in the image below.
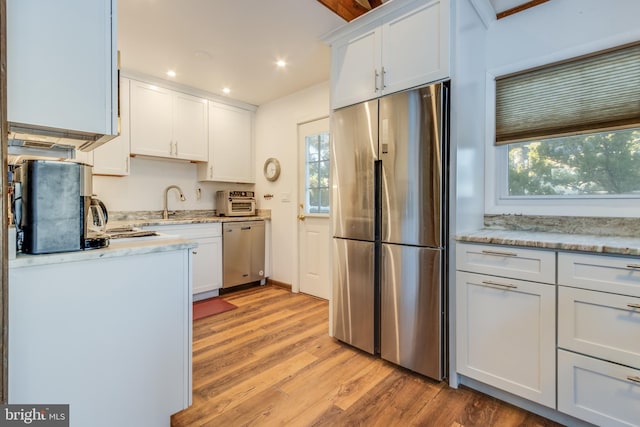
[163,185,186,219]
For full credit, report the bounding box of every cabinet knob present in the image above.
[192,250,198,255]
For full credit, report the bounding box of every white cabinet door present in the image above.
[331,24,382,109]
[173,92,208,162]
[330,0,450,109]
[7,0,117,136]
[93,78,131,176]
[558,349,640,427]
[192,237,223,294]
[456,271,556,408]
[198,102,254,183]
[382,0,449,95]
[129,80,208,161]
[145,223,222,296]
[130,81,174,158]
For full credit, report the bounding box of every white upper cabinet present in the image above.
[93,78,131,176]
[197,102,255,183]
[332,25,382,109]
[173,92,209,161]
[129,80,208,162]
[7,0,117,138]
[329,0,450,109]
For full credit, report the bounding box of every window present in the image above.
[507,128,640,197]
[495,42,640,202]
[304,131,330,214]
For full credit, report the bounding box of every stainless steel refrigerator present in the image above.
[332,82,448,381]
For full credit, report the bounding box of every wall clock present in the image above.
[263,157,281,182]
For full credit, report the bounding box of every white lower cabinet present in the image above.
[147,223,222,297]
[456,270,556,408]
[557,251,640,426]
[457,243,640,424]
[558,349,640,427]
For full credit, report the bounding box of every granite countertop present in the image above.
[456,229,640,256]
[108,209,271,228]
[10,210,270,269]
[9,236,197,269]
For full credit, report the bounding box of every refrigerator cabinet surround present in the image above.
[331,82,448,381]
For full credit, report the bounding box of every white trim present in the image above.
[467,0,495,29]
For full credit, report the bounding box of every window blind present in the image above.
[495,42,640,145]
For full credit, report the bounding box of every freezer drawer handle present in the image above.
[627,375,640,384]
[480,280,518,290]
[626,263,640,269]
[481,249,518,257]
[627,303,640,310]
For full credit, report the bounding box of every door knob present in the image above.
[297,214,306,221]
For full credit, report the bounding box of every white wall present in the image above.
[93,157,252,212]
[254,81,331,286]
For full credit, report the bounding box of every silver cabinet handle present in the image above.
[480,280,518,290]
[169,141,173,155]
[481,249,518,257]
[627,375,640,384]
[627,264,640,269]
[374,68,380,92]
[175,141,178,156]
[381,66,387,89]
[209,166,213,178]
[628,303,640,309]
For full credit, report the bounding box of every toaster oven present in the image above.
[216,190,256,216]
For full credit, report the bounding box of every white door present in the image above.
[297,118,331,300]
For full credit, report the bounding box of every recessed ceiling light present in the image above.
[222,87,231,95]
[167,70,176,77]
[276,60,286,68]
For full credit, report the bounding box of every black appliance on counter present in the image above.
[13,159,109,254]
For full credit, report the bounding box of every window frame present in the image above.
[303,131,331,217]
[484,44,640,218]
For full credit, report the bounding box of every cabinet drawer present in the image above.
[558,349,640,427]
[558,252,640,297]
[558,286,640,370]
[456,243,555,284]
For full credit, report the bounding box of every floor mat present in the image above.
[193,297,237,320]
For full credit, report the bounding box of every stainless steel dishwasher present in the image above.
[222,220,265,288]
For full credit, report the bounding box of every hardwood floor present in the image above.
[172,285,563,427]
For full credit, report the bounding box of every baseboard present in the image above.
[267,278,291,290]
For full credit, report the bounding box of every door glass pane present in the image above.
[305,132,330,214]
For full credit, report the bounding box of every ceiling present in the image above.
[118,0,346,106]
[118,0,548,107]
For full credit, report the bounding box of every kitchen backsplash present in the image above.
[484,214,640,238]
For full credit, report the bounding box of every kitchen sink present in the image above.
[106,226,159,240]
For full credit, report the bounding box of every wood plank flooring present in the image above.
[172,285,563,427]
